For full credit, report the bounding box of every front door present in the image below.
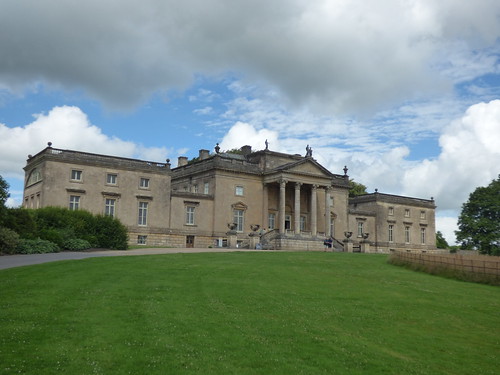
[186,235,194,248]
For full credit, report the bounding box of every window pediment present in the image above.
[231,201,248,210]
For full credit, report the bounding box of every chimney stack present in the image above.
[199,149,210,160]
[241,145,252,156]
[177,156,188,167]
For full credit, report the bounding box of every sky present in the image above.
[1,0,499,245]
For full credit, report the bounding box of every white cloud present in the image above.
[0,1,498,113]
[0,106,171,179]
[220,122,278,151]
[436,214,459,245]
[402,100,500,210]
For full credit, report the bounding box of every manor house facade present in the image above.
[22,143,437,252]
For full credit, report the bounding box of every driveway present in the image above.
[0,248,263,270]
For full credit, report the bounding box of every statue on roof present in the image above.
[265,139,269,150]
[305,145,312,157]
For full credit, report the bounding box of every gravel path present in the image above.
[0,248,264,270]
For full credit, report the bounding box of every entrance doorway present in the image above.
[285,215,291,230]
[186,235,194,248]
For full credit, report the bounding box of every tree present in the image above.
[0,175,10,225]
[456,176,500,255]
[435,231,449,249]
[349,179,368,197]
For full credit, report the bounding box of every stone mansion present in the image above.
[22,143,437,252]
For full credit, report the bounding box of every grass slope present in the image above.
[1,252,498,374]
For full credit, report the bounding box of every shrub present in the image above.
[63,238,92,251]
[16,239,60,254]
[0,227,20,254]
[4,208,36,239]
[92,215,128,250]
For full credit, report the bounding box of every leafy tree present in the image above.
[435,231,449,249]
[456,176,500,255]
[349,179,368,197]
[0,175,10,225]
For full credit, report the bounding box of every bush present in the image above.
[4,208,36,239]
[16,239,60,254]
[0,227,20,254]
[92,215,128,250]
[63,238,92,251]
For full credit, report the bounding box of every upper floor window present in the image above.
[235,186,244,196]
[69,195,80,210]
[204,182,209,195]
[106,173,117,185]
[71,170,82,181]
[139,178,150,189]
[388,207,394,216]
[192,184,199,193]
[420,210,426,219]
[404,209,410,218]
[27,168,42,186]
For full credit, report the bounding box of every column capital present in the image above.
[311,184,319,190]
[279,179,288,187]
[295,182,302,189]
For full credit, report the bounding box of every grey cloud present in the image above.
[0,0,498,112]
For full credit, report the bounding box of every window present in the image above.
[233,209,244,232]
[186,206,195,225]
[138,202,148,226]
[106,174,117,185]
[388,225,394,242]
[404,209,410,217]
[388,207,394,216]
[105,198,116,217]
[192,184,199,193]
[204,182,209,195]
[357,221,364,237]
[420,227,426,244]
[27,168,42,186]
[235,186,244,196]
[71,170,82,181]
[137,235,147,245]
[268,213,276,230]
[69,195,80,210]
[405,226,410,243]
[139,178,150,189]
[300,216,306,231]
[420,210,426,219]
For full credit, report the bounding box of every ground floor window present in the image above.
[186,206,195,225]
[405,226,411,243]
[420,227,426,244]
[69,195,80,210]
[388,224,394,242]
[137,235,147,245]
[300,216,306,231]
[105,198,116,217]
[268,213,275,230]
[138,202,148,226]
[357,221,364,237]
[234,209,244,232]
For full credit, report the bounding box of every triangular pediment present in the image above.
[274,158,334,178]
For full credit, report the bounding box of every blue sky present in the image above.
[1,0,499,244]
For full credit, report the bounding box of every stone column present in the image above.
[324,186,332,237]
[294,182,302,235]
[279,179,287,234]
[262,183,269,229]
[311,184,318,236]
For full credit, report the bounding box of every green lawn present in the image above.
[1,252,498,375]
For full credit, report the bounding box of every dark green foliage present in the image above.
[436,231,449,249]
[349,179,368,197]
[16,238,60,254]
[4,208,36,239]
[92,214,128,249]
[2,206,128,252]
[62,238,92,251]
[0,227,20,254]
[456,176,500,255]
[0,175,9,225]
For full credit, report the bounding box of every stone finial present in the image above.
[343,166,348,176]
[47,142,52,147]
[375,188,378,193]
